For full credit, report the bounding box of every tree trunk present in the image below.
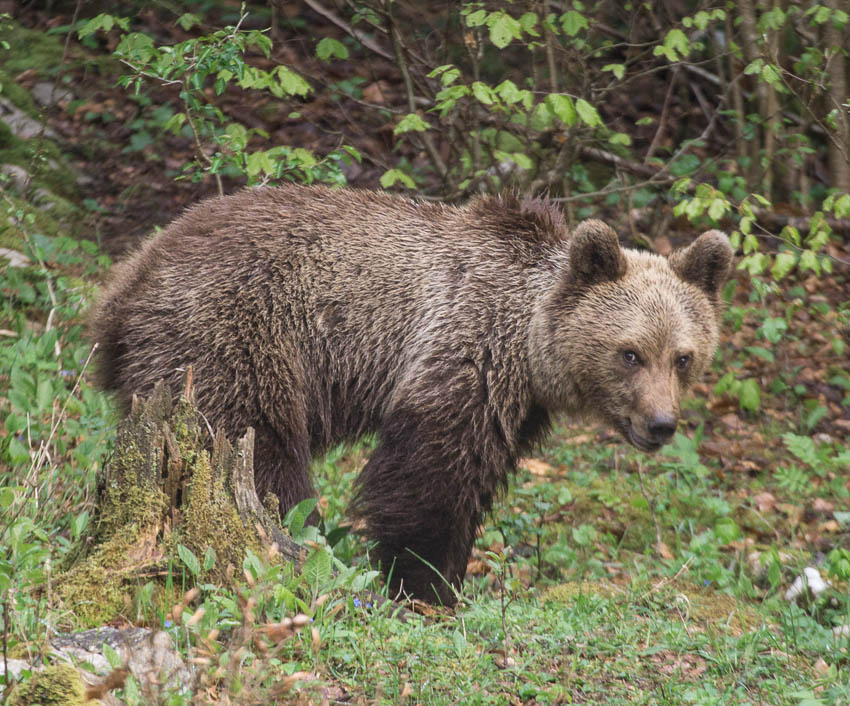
[825,0,850,195]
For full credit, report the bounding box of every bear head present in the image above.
[530,220,734,452]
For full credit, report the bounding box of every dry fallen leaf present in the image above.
[812,498,835,513]
[753,492,777,513]
[519,457,556,476]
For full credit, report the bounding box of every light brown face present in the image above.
[532,220,733,452]
[588,260,721,451]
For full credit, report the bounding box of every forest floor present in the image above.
[1,5,850,705]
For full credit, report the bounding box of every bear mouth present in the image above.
[624,423,663,453]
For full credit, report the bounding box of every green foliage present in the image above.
[82,10,359,190]
[0,195,113,644]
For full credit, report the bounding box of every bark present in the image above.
[825,0,850,195]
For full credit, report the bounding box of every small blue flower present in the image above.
[703,579,710,587]
[164,619,172,628]
[366,602,372,609]
[353,597,361,608]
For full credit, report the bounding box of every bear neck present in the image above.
[526,254,585,418]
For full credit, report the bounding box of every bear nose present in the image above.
[648,414,677,442]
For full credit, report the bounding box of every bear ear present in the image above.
[669,230,733,299]
[566,219,627,289]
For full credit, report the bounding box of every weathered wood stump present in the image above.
[59,370,305,626]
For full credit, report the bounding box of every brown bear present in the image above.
[91,184,733,605]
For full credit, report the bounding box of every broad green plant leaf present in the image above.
[394,113,430,135]
[177,544,201,576]
[316,37,349,61]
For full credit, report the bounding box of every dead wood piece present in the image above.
[59,371,304,627]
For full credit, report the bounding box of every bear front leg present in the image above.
[252,422,315,519]
[353,402,511,605]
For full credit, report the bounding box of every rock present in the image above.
[1,163,30,189]
[0,248,31,268]
[0,97,55,139]
[0,628,190,703]
[31,81,74,108]
[0,658,33,687]
[50,627,192,694]
[785,566,830,601]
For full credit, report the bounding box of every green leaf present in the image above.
[380,169,416,189]
[529,102,555,131]
[708,198,728,221]
[465,9,488,27]
[546,94,576,126]
[608,132,631,146]
[471,81,495,105]
[494,150,533,170]
[602,63,625,80]
[518,12,540,36]
[103,643,123,670]
[316,37,349,61]
[745,346,775,363]
[489,12,522,48]
[758,317,787,343]
[78,13,129,39]
[203,546,217,572]
[0,487,15,510]
[245,150,276,177]
[782,433,818,467]
[292,147,317,168]
[162,112,187,134]
[177,544,201,576]
[798,248,820,274]
[36,378,53,412]
[275,66,311,97]
[575,98,602,127]
[302,546,333,587]
[560,10,589,36]
[654,28,689,62]
[739,378,760,412]
[176,13,201,31]
[71,511,89,541]
[771,251,797,280]
[714,517,740,543]
[284,497,319,541]
[495,80,522,104]
[761,63,782,87]
[223,122,249,151]
[833,193,850,218]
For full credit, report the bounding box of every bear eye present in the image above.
[623,350,640,366]
[676,354,691,371]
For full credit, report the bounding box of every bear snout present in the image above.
[647,413,677,443]
[626,412,678,452]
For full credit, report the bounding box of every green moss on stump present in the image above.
[7,663,86,706]
[58,377,300,628]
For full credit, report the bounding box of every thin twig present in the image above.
[645,67,679,163]
[304,0,395,61]
[385,1,447,180]
[61,0,85,65]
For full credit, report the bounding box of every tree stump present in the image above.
[58,370,305,627]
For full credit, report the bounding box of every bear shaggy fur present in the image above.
[91,184,733,605]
